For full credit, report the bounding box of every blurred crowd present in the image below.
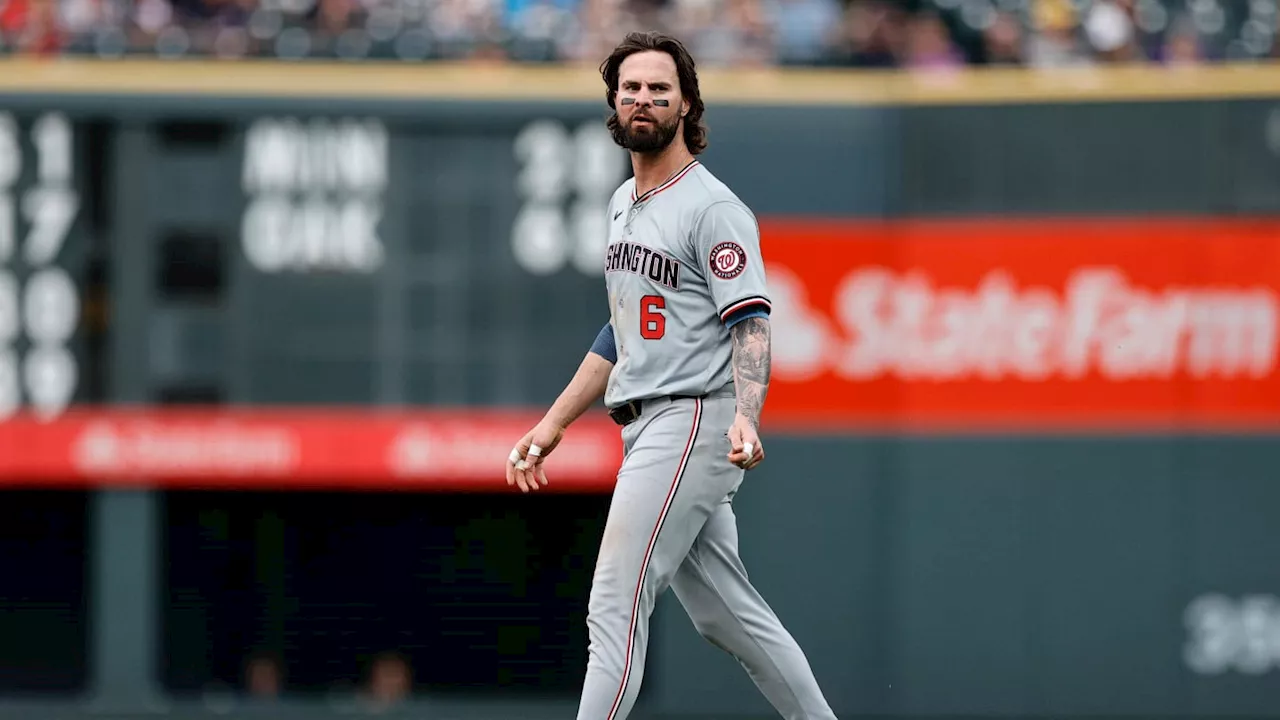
[0,0,1276,66]
[192,649,415,712]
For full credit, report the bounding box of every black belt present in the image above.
[608,395,700,427]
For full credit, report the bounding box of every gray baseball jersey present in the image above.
[602,160,772,409]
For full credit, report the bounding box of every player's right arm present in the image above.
[506,323,616,492]
[548,323,616,429]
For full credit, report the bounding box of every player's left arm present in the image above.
[693,200,772,468]
[729,314,770,429]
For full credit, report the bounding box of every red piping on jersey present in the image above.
[606,398,702,720]
[719,296,772,323]
[631,160,700,203]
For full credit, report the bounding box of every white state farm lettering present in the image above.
[241,117,387,274]
[769,264,1280,383]
[807,266,1280,383]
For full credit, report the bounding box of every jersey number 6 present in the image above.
[640,295,666,340]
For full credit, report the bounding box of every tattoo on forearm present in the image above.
[730,317,771,427]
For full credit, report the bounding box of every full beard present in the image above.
[612,113,680,154]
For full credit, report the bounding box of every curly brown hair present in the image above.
[599,31,708,156]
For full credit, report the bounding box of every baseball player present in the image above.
[504,31,837,720]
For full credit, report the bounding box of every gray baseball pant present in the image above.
[575,391,838,720]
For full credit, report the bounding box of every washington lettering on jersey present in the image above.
[605,240,681,291]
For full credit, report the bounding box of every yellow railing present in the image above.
[2,57,1280,105]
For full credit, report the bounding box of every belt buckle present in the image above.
[609,400,642,426]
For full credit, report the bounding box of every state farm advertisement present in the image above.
[0,409,623,489]
[760,218,1280,431]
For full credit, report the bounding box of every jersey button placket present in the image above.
[625,203,641,235]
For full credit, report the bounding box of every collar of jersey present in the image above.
[631,159,699,204]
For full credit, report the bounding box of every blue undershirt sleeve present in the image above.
[589,322,617,363]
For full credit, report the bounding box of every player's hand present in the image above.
[726,413,764,471]
[505,418,565,493]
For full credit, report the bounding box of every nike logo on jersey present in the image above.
[604,241,681,290]
[614,210,623,220]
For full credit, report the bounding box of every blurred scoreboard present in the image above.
[0,112,93,420]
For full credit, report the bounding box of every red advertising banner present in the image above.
[760,217,1280,432]
[0,408,623,490]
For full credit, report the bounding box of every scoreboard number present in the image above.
[23,268,80,345]
[510,119,626,277]
[1185,593,1280,676]
[510,203,568,276]
[22,187,79,266]
[0,111,81,421]
[32,114,73,186]
[23,345,77,419]
[513,120,571,204]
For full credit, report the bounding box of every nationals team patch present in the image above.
[709,241,747,280]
